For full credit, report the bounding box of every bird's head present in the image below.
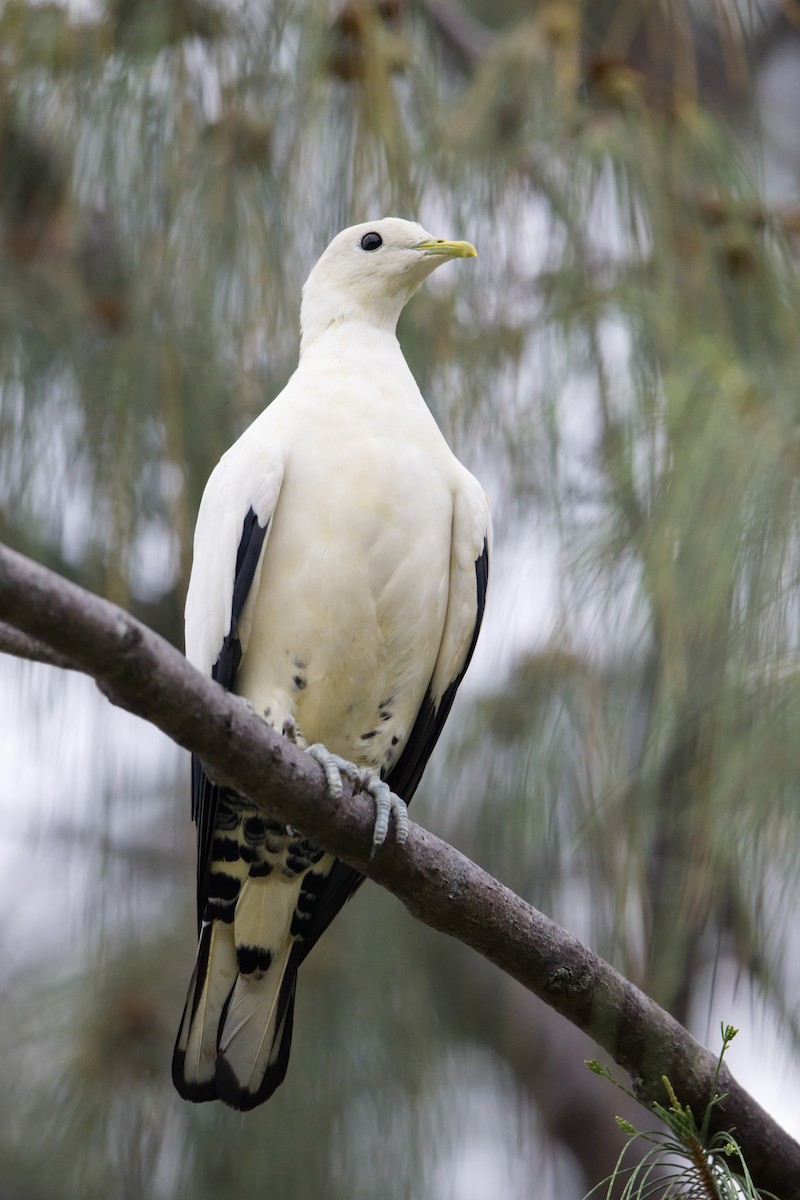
[300,217,476,354]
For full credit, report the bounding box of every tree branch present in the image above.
[0,619,83,672]
[1,541,798,1199]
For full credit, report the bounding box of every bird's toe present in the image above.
[307,743,350,800]
[305,745,407,848]
[364,774,408,850]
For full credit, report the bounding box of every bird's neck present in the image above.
[299,308,404,360]
[302,273,422,360]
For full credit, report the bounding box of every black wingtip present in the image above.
[171,1049,219,1103]
[215,1054,292,1111]
[214,1056,267,1111]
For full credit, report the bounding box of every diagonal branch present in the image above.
[0,619,83,672]
[1,541,798,1199]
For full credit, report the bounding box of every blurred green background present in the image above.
[2,1,800,1196]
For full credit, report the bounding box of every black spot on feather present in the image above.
[237,945,273,975]
[205,900,235,923]
[243,816,266,844]
[249,861,273,878]
[290,870,328,936]
[293,675,307,691]
[212,837,239,862]
[207,872,240,902]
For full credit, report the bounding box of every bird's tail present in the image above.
[172,876,298,1110]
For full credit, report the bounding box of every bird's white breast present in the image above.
[234,323,460,773]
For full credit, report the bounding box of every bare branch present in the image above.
[0,619,83,673]
[1,541,798,1199]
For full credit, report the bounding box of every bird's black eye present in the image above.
[360,232,383,252]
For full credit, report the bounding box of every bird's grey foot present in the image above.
[358,770,409,852]
[307,744,409,851]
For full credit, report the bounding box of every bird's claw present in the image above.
[363,774,409,852]
[307,744,408,851]
[307,744,350,800]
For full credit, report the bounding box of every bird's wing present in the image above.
[388,477,491,800]
[296,474,491,961]
[185,438,285,930]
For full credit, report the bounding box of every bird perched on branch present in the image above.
[172,217,490,1110]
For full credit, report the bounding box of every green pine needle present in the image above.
[584,1026,776,1200]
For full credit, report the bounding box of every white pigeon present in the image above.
[172,217,490,1110]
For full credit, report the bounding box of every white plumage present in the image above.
[173,218,490,1109]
